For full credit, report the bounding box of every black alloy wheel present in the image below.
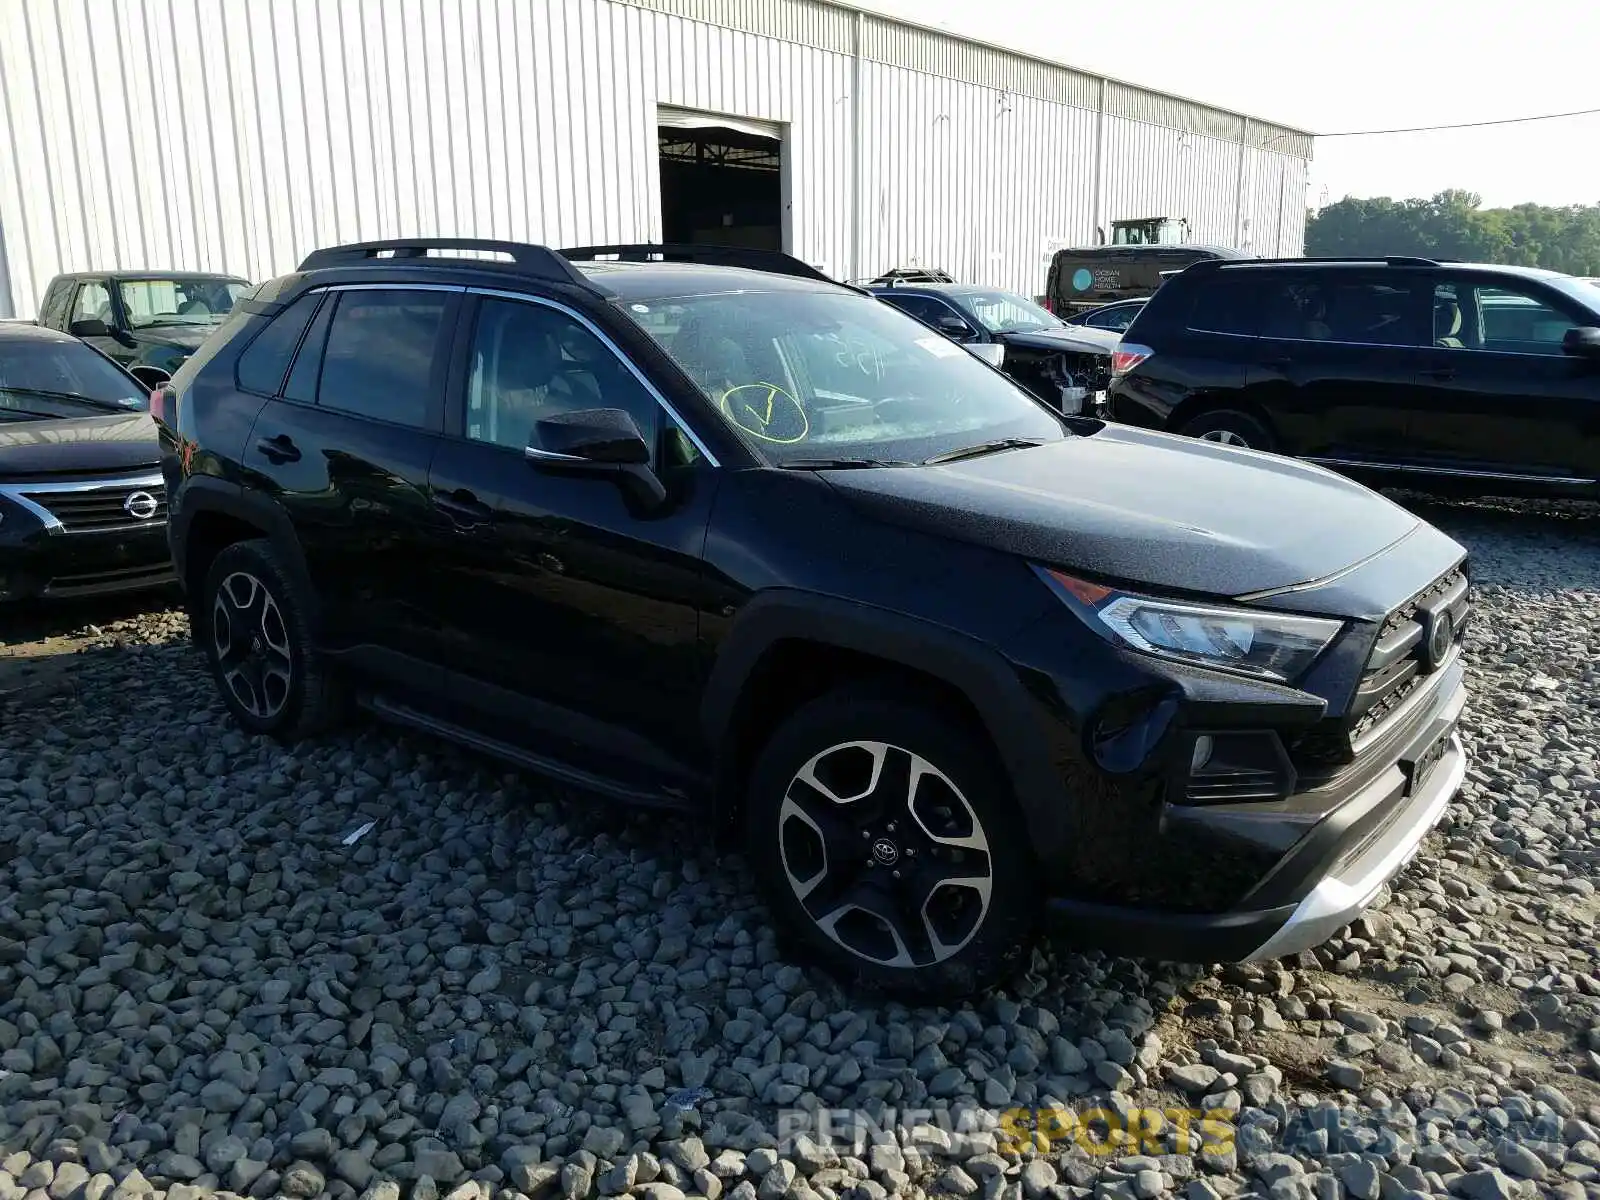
[747,685,1038,996]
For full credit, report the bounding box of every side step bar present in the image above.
[359,694,698,812]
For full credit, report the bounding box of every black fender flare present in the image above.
[701,588,1071,860]
[170,476,320,634]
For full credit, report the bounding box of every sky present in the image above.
[851,0,1599,212]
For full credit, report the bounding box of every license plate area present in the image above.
[1404,725,1452,796]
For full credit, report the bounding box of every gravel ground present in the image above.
[2,495,1598,1200]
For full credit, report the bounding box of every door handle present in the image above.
[435,489,494,526]
[1421,367,1456,381]
[255,433,300,463]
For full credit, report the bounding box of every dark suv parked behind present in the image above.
[1108,256,1600,497]
[161,239,1469,995]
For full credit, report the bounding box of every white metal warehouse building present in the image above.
[0,0,1314,319]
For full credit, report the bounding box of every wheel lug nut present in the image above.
[892,870,901,879]
[907,848,917,857]
[887,822,896,832]
[862,830,871,839]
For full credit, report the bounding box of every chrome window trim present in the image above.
[0,471,165,535]
[306,283,468,294]
[465,286,721,467]
[1188,326,1597,358]
[524,446,589,464]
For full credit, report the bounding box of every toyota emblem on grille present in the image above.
[1423,612,1454,670]
[123,491,158,520]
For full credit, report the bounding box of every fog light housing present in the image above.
[1182,731,1295,805]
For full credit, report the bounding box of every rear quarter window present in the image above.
[1182,273,1264,336]
[235,293,322,395]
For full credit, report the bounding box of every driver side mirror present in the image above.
[1562,326,1600,360]
[934,315,976,341]
[69,318,110,338]
[526,408,667,508]
[129,365,171,389]
[966,342,1006,368]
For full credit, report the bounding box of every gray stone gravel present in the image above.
[2,494,1599,1200]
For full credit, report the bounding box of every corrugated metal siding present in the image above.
[856,64,1100,295]
[0,0,1310,317]
[622,0,1308,150]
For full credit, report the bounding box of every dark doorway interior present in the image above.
[658,125,782,250]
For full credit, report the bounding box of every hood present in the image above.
[998,325,1120,355]
[0,412,160,477]
[820,423,1422,601]
[132,325,215,351]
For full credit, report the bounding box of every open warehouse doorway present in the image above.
[657,108,786,252]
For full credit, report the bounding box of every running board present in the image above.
[359,693,698,812]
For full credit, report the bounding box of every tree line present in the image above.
[1305,190,1600,276]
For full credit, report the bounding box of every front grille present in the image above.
[19,477,167,533]
[1349,565,1469,745]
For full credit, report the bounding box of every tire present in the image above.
[1178,409,1277,452]
[745,683,1040,998]
[199,538,347,742]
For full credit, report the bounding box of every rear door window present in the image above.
[313,290,452,429]
[1251,272,1427,346]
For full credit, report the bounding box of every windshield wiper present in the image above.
[0,387,126,412]
[780,457,915,469]
[922,437,1048,465]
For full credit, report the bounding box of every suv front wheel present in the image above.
[746,684,1039,996]
[200,538,346,741]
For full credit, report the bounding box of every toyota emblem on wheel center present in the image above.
[871,837,900,866]
[123,491,158,520]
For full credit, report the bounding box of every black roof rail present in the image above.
[560,243,848,286]
[296,238,598,290]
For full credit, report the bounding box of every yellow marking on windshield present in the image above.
[720,382,810,444]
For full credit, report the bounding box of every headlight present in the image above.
[1037,567,1343,684]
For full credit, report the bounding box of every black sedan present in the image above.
[0,323,172,602]
[871,283,1119,415]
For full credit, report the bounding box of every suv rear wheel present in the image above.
[1179,409,1276,452]
[745,684,1038,996]
[200,539,346,741]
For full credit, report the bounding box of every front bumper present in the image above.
[1243,729,1463,961]
[1044,660,1466,964]
[0,475,174,601]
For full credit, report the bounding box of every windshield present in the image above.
[626,289,1066,466]
[962,291,1062,334]
[119,277,248,328]
[1540,273,1600,314]
[0,339,147,417]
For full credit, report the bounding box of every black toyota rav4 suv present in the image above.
[159,239,1470,995]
